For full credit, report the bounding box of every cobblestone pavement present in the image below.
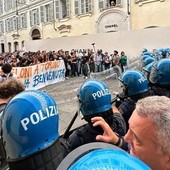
[41,72,121,135]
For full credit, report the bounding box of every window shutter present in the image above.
[17,16,21,29]
[29,11,33,27]
[24,13,27,28]
[75,0,79,15]
[116,0,122,5]
[99,0,104,9]
[55,0,59,19]
[4,1,7,12]
[88,0,92,12]
[49,3,53,21]
[9,18,12,31]
[37,8,39,24]
[13,17,16,30]
[0,22,1,33]
[12,0,15,9]
[21,15,24,28]
[9,0,12,10]
[8,18,10,31]
[0,1,3,15]
[66,0,70,17]
[40,6,44,22]
[7,19,10,32]
[5,20,7,32]
[0,21,3,33]
[2,21,4,33]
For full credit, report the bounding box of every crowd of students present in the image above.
[0,49,127,80]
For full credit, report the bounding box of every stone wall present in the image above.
[25,27,170,60]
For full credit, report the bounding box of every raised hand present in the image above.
[91,117,119,144]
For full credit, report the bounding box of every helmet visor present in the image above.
[76,93,83,119]
[118,79,127,96]
[155,53,162,60]
[144,72,150,80]
[149,65,159,84]
[142,60,146,67]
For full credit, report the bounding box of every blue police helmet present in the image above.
[1,90,59,160]
[77,79,111,116]
[142,62,154,80]
[119,70,149,96]
[142,56,155,67]
[149,59,170,86]
[140,54,152,63]
[142,62,153,74]
[69,148,151,170]
[142,51,153,57]
[164,48,170,58]
[154,48,166,60]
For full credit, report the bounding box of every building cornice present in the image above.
[134,0,165,6]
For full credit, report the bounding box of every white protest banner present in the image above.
[11,60,65,90]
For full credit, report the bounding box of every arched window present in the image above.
[31,29,41,40]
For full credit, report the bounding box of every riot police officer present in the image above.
[57,142,151,170]
[1,90,70,170]
[66,79,126,151]
[142,62,154,81]
[149,58,170,97]
[142,56,155,68]
[117,70,150,130]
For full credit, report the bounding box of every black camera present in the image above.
[91,43,95,46]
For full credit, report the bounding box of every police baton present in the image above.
[111,93,126,107]
[62,111,78,139]
[111,96,120,104]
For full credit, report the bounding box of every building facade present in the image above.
[0,0,130,53]
[131,0,168,30]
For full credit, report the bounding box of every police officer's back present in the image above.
[57,142,151,170]
[67,80,126,151]
[1,90,70,170]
